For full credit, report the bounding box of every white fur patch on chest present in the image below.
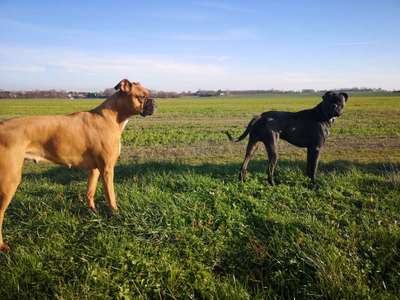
[119,120,129,155]
[121,120,129,131]
[117,120,129,156]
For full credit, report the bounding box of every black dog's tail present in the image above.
[225,115,260,142]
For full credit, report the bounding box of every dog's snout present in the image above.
[146,98,155,107]
[334,108,343,117]
[140,97,156,117]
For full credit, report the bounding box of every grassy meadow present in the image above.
[0,95,399,299]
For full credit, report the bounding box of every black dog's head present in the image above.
[320,91,348,119]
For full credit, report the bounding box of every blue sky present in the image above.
[0,0,399,91]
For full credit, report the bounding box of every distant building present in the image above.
[195,89,224,97]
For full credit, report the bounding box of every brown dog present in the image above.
[0,79,155,252]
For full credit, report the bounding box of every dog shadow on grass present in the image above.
[17,159,399,295]
[19,158,399,218]
[22,159,400,186]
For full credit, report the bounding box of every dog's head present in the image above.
[320,91,348,119]
[114,79,155,117]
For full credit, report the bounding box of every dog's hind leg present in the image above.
[0,151,23,252]
[239,137,258,182]
[263,132,279,186]
[86,168,100,213]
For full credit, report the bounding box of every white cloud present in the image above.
[166,29,258,42]
[192,1,258,14]
[1,46,399,91]
[0,64,46,73]
[331,42,372,47]
[0,18,98,38]
[53,56,225,77]
[0,47,227,90]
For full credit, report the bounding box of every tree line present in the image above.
[0,87,398,99]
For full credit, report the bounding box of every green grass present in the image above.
[0,96,399,299]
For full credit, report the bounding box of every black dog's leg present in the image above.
[306,147,321,182]
[263,133,279,185]
[239,138,257,182]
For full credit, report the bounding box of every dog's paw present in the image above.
[0,242,11,253]
[88,205,97,214]
[265,178,275,186]
[308,181,320,190]
[239,171,247,182]
[107,204,119,213]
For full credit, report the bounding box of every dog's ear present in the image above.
[114,79,132,93]
[322,91,332,101]
[339,92,349,102]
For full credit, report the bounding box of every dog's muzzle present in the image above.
[140,98,156,117]
[332,108,343,118]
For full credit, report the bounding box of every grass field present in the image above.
[0,96,399,299]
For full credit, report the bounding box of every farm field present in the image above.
[0,95,399,299]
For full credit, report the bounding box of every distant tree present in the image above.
[103,88,115,97]
[301,89,315,94]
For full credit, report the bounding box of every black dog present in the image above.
[226,91,348,185]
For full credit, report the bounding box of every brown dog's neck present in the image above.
[91,95,133,130]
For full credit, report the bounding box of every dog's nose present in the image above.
[146,98,155,106]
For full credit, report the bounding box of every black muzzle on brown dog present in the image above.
[140,98,156,117]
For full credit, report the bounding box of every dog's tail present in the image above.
[225,115,260,142]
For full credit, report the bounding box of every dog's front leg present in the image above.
[0,156,22,252]
[100,165,118,211]
[306,147,321,182]
[86,168,100,213]
[0,193,14,252]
